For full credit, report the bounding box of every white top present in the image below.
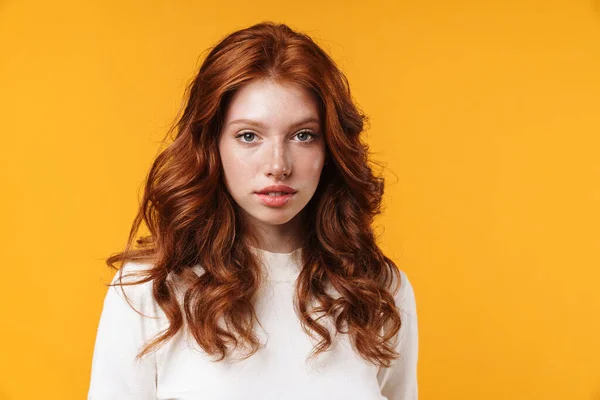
[88,247,418,399]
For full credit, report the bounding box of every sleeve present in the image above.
[88,262,161,400]
[376,270,419,400]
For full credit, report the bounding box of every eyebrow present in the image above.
[227,117,320,129]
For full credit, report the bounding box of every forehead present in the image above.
[223,78,320,126]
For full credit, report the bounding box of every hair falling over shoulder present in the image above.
[106,21,403,368]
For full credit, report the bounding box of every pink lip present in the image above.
[255,192,296,207]
[255,184,297,194]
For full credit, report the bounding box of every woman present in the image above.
[88,21,418,400]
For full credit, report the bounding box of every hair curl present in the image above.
[106,21,403,368]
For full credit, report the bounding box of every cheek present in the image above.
[308,148,326,173]
[295,152,325,185]
[220,147,255,184]
[312,157,324,171]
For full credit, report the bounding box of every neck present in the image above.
[242,209,306,254]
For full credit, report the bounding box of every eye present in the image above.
[235,132,258,143]
[234,129,319,144]
[294,129,318,142]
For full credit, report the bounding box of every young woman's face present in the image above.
[219,78,326,231]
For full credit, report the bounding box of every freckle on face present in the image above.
[218,78,326,228]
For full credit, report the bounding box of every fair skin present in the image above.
[218,78,327,254]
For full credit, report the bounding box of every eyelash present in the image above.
[235,129,318,144]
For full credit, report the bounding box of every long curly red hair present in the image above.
[106,21,403,368]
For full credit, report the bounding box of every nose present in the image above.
[264,140,291,179]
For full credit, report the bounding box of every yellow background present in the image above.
[1,0,599,399]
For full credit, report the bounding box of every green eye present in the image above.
[295,130,317,142]
[235,130,319,144]
[236,132,257,143]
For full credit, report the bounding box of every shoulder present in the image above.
[107,261,158,314]
[108,261,206,310]
[392,268,417,316]
[110,261,155,287]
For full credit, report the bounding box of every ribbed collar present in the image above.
[191,246,303,283]
[249,245,303,283]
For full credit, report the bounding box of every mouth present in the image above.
[254,192,296,207]
[254,184,297,196]
[254,191,296,195]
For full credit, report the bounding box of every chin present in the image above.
[249,206,299,222]
[259,212,297,224]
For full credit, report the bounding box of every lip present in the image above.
[255,184,297,194]
[255,192,296,207]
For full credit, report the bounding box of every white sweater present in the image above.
[88,247,418,399]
